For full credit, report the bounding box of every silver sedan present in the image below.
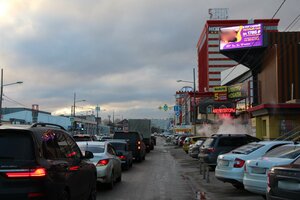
[77,141,122,189]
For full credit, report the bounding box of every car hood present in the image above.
[246,157,294,169]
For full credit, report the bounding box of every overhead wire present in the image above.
[221,0,287,85]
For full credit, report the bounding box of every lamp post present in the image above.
[0,68,23,123]
[176,68,197,135]
[72,92,86,131]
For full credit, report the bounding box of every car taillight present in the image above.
[97,159,109,166]
[118,155,126,160]
[233,158,245,168]
[6,168,47,178]
[207,148,215,153]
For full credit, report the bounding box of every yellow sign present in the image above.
[213,86,227,92]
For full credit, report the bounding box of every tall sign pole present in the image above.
[193,68,197,135]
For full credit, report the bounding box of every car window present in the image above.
[65,134,82,159]
[0,130,35,161]
[42,130,72,159]
[218,137,246,147]
[264,145,300,159]
[79,146,105,154]
[110,143,126,151]
[293,157,300,165]
[202,138,215,148]
[231,143,264,155]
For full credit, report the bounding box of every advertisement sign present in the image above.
[214,86,228,101]
[228,83,247,99]
[213,108,236,113]
[220,23,263,51]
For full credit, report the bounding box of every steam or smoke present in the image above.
[216,117,249,135]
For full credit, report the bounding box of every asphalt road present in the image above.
[96,138,194,200]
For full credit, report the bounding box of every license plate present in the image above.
[251,167,266,174]
[219,160,229,166]
[278,181,300,191]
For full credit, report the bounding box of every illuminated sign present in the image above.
[220,23,263,51]
[228,83,247,99]
[213,108,236,113]
[214,86,228,101]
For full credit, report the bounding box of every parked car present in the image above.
[267,156,300,200]
[183,136,206,153]
[150,135,156,150]
[113,132,146,162]
[108,139,133,170]
[77,141,122,189]
[73,134,97,141]
[199,134,260,166]
[188,139,205,159]
[178,135,189,147]
[0,123,97,200]
[243,143,300,195]
[215,141,292,189]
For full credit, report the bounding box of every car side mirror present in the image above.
[84,151,94,159]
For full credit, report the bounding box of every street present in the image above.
[96,137,263,200]
[97,138,194,200]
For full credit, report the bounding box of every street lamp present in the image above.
[0,69,23,123]
[72,92,86,132]
[176,68,197,135]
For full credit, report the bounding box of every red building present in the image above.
[197,19,279,93]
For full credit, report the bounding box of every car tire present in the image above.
[116,174,122,182]
[232,183,244,190]
[88,181,97,200]
[59,190,70,200]
[107,172,114,190]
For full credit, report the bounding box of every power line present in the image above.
[221,0,287,85]
[272,0,287,19]
[2,94,29,108]
[285,14,300,31]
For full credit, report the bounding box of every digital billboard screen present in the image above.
[219,23,263,51]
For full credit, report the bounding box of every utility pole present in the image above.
[96,105,100,135]
[0,69,3,123]
[193,68,197,135]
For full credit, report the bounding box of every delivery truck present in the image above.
[128,119,152,153]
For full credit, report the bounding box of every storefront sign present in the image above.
[214,86,228,101]
[220,23,263,51]
[213,108,236,113]
[228,83,246,99]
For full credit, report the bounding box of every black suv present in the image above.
[113,132,146,162]
[199,134,260,166]
[0,123,97,200]
[108,139,133,170]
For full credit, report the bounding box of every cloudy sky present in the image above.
[0,0,299,119]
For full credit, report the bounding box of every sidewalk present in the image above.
[167,145,263,200]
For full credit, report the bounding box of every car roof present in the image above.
[76,141,106,146]
[106,139,128,144]
[250,141,293,145]
[211,134,251,137]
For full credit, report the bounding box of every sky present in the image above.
[0,0,299,119]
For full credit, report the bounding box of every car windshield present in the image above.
[110,143,126,151]
[264,145,300,159]
[231,143,264,155]
[0,131,35,161]
[79,146,105,154]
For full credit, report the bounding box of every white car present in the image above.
[243,143,300,195]
[77,141,122,189]
[215,141,292,189]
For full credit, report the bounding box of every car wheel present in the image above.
[232,183,244,190]
[107,172,114,190]
[88,181,97,200]
[59,190,70,200]
[116,173,122,182]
